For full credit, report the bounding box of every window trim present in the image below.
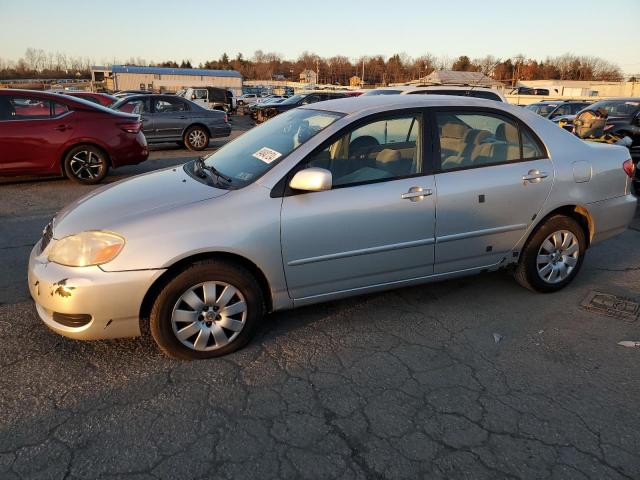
[430,106,548,174]
[273,107,433,198]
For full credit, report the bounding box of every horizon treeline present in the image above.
[0,48,629,84]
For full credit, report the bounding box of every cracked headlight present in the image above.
[48,231,125,267]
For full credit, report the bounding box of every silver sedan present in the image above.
[28,95,638,359]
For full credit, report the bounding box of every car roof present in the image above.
[0,88,105,108]
[302,94,512,115]
[369,85,497,93]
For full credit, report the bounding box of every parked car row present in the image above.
[0,89,231,183]
[252,91,348,123]
[0,89,148,184]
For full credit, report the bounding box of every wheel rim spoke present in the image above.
[221,301,246,317]
[216,286,236,307]
[193,329,210,350]
[210,324,229,346]
[202,282,217,304]
[176,322,200,341]
[181,290,204,310]
[217,316,244,332]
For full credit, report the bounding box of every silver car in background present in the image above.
[28,96,637,359]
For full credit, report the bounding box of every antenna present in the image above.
[467,58,502,95]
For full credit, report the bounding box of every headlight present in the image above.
[48,231,125,267]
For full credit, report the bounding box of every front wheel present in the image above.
[149,260,264,360]
[514,215,586,292]
[184,125,210,151]
[63,145,109,185]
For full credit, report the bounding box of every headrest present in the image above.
[496,123,519,144]
[441,123,467,139]
[463,129,492,145]
[376,149,401,164]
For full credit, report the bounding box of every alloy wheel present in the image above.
[188,129,207,149]
[536,230,580,284]
[69,150,104,180]
[171,281,247,351]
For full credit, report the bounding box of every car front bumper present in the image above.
[28,241,165,341]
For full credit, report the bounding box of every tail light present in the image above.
[623,159,635,178]
[118,121,141,133]
[224,114,229,123]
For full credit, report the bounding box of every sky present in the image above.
[2,0,639,75]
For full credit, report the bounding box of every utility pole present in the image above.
[316,58,319,85]
[362,58,365,87]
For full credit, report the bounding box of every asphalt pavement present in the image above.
[1,118,640,479]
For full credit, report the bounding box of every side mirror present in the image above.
[289,168,332,192]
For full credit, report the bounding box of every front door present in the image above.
[281,112,436,300]
[0,95,75,174]
[432,109,554,273]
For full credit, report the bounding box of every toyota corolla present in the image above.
[28,95,637,359]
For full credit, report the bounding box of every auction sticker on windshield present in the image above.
[252,147,282,164]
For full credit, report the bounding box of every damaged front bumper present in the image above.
[28,240,165,341]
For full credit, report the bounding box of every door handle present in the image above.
[54,124,70,132]
[178,116,187,119]
[522,169,548,184]
[401,186,433,202]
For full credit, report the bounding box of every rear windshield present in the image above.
[586,100,640,117]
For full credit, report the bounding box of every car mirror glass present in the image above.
[289,168,332,192]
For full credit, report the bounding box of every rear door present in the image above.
[0,95,75,174]
[432,108,553,273]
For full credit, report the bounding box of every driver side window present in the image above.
[305,114,422,187]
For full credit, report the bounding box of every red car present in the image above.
[64,91,118,107]
[0,90,148,184]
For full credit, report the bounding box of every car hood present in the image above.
[53,165,229,238]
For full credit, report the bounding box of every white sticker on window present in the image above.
[252,147,282,164]
[235,172,254,181]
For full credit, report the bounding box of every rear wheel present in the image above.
[149,260,264,360]
[184,125,209,151]
[514,215,586,292]
[63,145,109,185]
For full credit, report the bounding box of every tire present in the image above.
[149,260,264,360]
[183,125,210,151]
[63,145,109,185]
[514,215,586,293]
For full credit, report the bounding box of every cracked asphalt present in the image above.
[1,118,640,479]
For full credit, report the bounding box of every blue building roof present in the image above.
[110,65,242,78]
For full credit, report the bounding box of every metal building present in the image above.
[91,65,243,96]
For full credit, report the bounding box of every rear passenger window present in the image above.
[305,114,422,187]
[436,111,543,170]
[52,103,69,117]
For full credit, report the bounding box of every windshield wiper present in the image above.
[194,157,233,184]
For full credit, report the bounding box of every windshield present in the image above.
[587,100,640,117]
[204,108,342,187]
[362,89,402,96]
[281,94,307,105]
[526,103,558,116]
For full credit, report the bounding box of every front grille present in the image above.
[52,312,92,328]
[40,221,53,253]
